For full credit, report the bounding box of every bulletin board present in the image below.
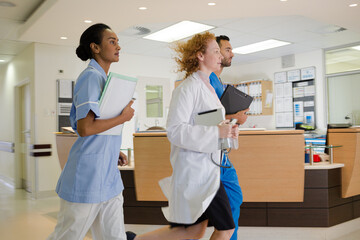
[56,79,75,132]
[274,66,316,129]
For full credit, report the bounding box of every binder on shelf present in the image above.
[98,72,138,135]
[220,85,253,114]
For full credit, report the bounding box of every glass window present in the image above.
[327,73,360,125]
[325,44,360,74]
[146,85,163,118]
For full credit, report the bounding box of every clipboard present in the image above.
[98,72,138,135]
[194,108,225,126]
[220,85,253,114]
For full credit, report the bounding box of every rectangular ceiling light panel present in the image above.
[233,39,291,54]
[144,21,214,43]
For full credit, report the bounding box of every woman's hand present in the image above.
[218,120,232,138]
[118,151,128,166]
[231,123,239,139]
[120,100,135,122]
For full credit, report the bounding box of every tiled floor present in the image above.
[1,180,360,240]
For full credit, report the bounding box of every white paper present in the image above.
[304,85,315,96]
[275,84,284,98]
[265,92,273,108]
[287,69,301,82]
[275,98,284,112]
[284,112,294,127]
[304,111,315,124]
[284,83,293,97]
[301,67,316,80]
[284,97,293,112]
[293,87,304,98]
[59,79,73,98]
[294,101,304,117]
[98,73,138,135]
[276,112,293,127]
[276,113,285,127]
[297,81,308,87]
[274,72,287,83]
[304,101,314,107]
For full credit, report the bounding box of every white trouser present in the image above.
[47,193,126,240]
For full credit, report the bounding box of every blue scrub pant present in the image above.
[221,155,243,240]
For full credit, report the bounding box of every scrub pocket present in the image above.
[75,154,102,193]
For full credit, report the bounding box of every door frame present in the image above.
[14,78,36,197]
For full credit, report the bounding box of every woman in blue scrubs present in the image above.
[47,23,134,240]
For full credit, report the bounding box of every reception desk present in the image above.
[328,128,360,198]
[54,130,360,227]
[133,130,305,202]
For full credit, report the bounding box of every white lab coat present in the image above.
[159,71,224,224]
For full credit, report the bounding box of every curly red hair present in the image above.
[173,32,215,79]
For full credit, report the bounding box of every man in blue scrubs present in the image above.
[210,35,249,240]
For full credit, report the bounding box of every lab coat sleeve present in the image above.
[166,83,219,153]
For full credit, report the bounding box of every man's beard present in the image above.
[221,58,232,67]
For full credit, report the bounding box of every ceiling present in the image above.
[1,0,360,65]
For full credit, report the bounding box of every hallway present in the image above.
[1,179,360,240]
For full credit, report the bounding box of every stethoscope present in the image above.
[211,149,233,168]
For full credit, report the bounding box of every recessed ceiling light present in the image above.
[0,59,5,62]
[280,0,288,2]
[352,45,360,50]
[138,7,147,10]
[144,20,214,43]
[0,1,16,7]
[60,37,68,40]
[233,39,291,54]
[349,3,358,7]
[84,20,92,23]
[208,2,216,6]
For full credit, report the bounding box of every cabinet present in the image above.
[234,80,273,115]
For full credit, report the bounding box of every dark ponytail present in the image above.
[76,23,111,61]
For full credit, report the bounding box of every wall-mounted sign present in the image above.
[274,71,287,83]
[301,66,316,80]
[287,69,301,82]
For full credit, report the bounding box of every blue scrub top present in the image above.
[209,72,225,98]
[56,59,124,203]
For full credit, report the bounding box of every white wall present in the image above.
[222,50,327,130]
[32,44,178,194]
[0,44,35,185]
[1,43,328,195]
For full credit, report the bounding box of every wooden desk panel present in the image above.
[328,128,360,198]
[133,130,304,202]
[133,136,171,201]
[230,132,305,202]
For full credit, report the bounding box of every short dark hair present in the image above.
[216,35,230,47]
[76,23,111,61]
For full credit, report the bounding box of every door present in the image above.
[20,84,32,192]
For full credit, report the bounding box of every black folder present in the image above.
[220,85,253,114]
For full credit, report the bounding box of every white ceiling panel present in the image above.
[0,0,360,65]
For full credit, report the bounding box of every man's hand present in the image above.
[225,108,249,125]
[118,151,128,166]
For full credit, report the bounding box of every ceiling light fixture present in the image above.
[208,2,216,6]
[349,3,358,7]
[233,39,291,54]
[0,59,5,62]
[0,1,16,7]
[144,20,214,42]
[352,45,360,50]
[139,7,147,10]
[84,20,92,23]
[60,37,68,40]
[280,0,288,2]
